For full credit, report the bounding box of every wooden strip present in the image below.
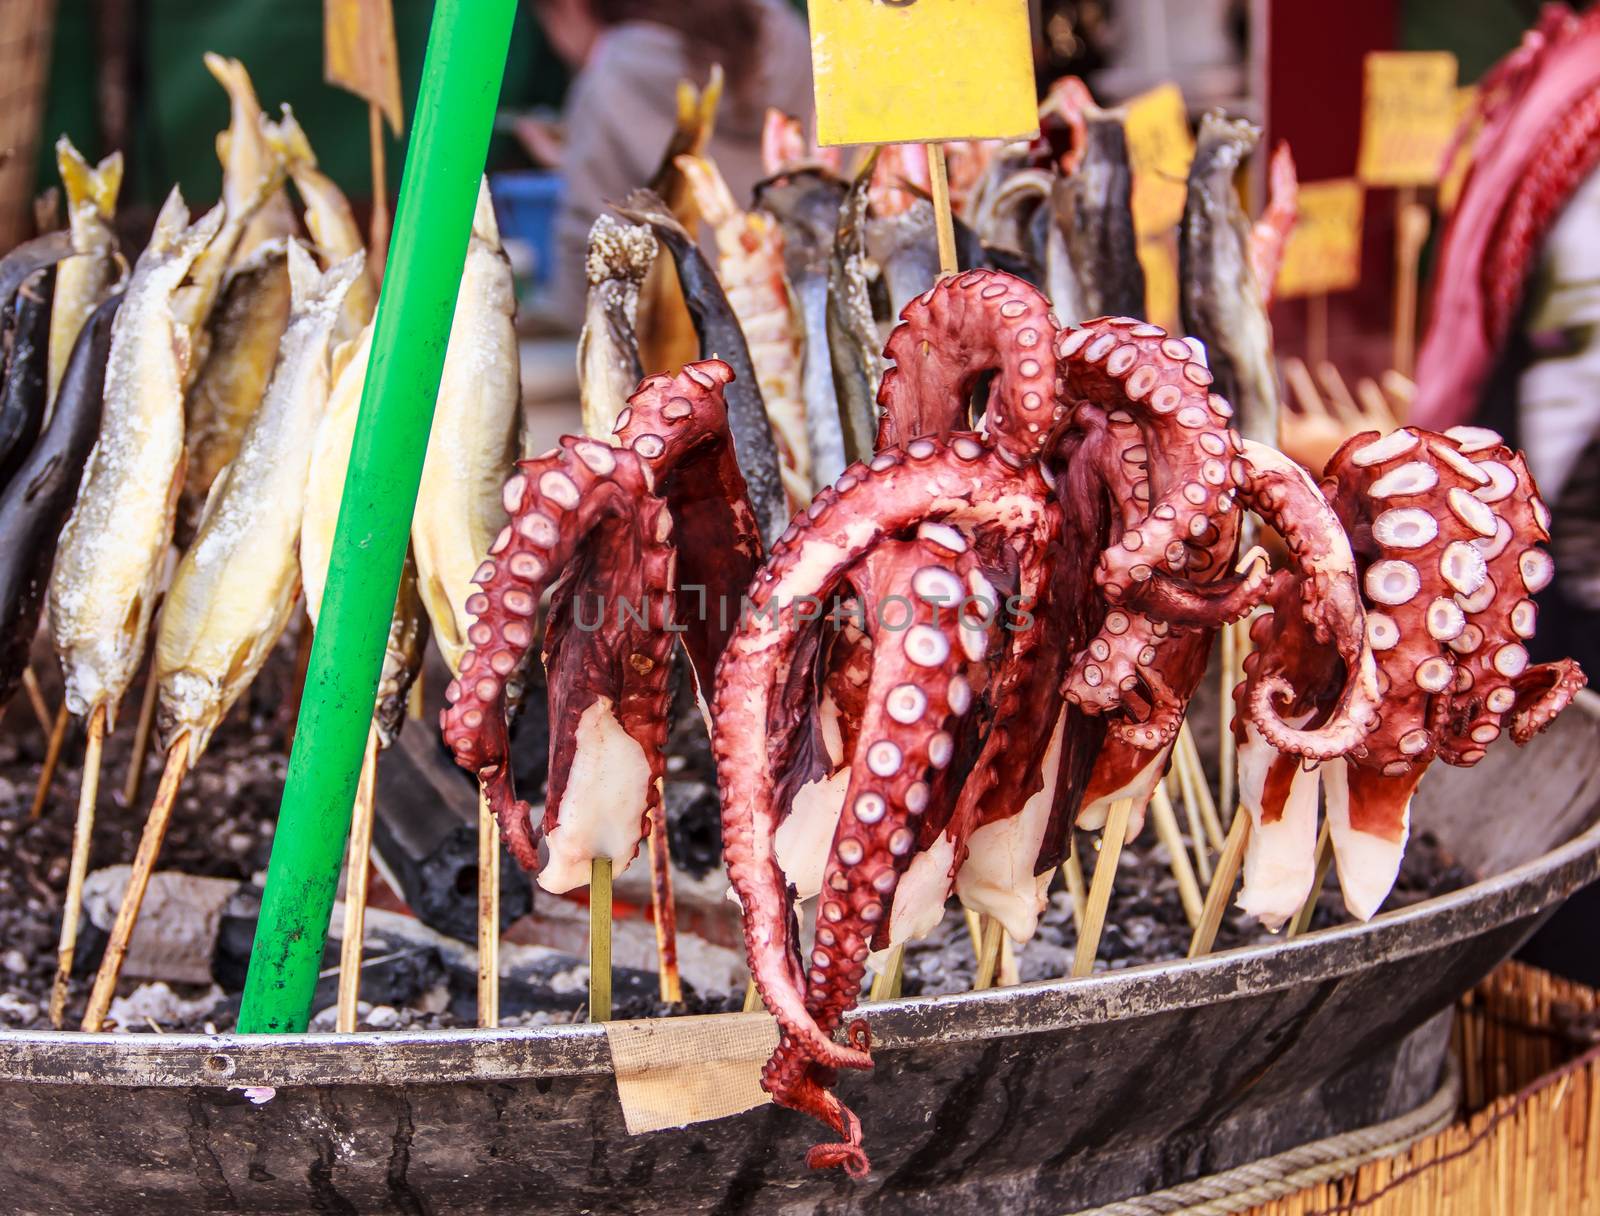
[1071,798,1133,978]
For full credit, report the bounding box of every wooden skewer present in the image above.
[644,791,682,1003]
[82,735,189,1031]
[336,726,381,1033]
[972,915,1004,990]
[925,143,959,278]
[49,703,106,1027]
[120,670,159,807]
[1355,376,1402,433]
[742,977,760,1013]
[963,907,985,965]
[1166,773,1211,884]
[1315,359,1362,421]
[1380,368,1416,413]
[1149,784,1203,928]
[1187,807,1252,959]
[1177,724,1226,848]
[998,932,1019,987]
[477,785,500,1028]
[368,104,392,280]
[869,943,905,1001]
[1305,292,1329,369]
[1391,188,1430,378]
[21,666,52,736]
[1288,817,1335,938]
[588,857,613,1022]
[1071,797,1133,978]
[29,703,70,820]
[1060,835,1087,938]
[1283,355,1327,419]
[1218,619,1238,829]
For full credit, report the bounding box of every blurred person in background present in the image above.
[521,0,814,323]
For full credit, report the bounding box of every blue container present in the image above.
[489,170,564,295]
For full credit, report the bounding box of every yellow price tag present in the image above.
[1123,83,1195,238]
[809,0,1039,147]
[1138,233,1179,333]
[1276,179,1365,299]
[1357,51,1460,187]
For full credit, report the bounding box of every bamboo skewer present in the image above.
[1176,723,1226,846]
[644,798,681,1003]
[1188,808,1252,958]
[1218,619,1238,827]
[49,703,106,1027]
[998,933,1019,987]
[29,703,70,820]
[1149,784,1204,928]
[925,143,959,278]
[588,857,613,1022]
[963,908,985,964]
[1289,817,1335,938]
[1167,772,1212,884]
[21,666,52,736]
[477,786,500,1028]
[120,670,159,806]
[1061,835,1087,938]
[335,726,381,1033]
[972,916,1004,990]
[742,977,760,1013]
[1391,188,1430,378]
[1071,797,1133,978]
[82,736,189,1031]
[870,943,905,1001]
[368,105,392,278]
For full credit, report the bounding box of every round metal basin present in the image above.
[3,694,1599,1215]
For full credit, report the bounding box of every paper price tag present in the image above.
[809,0,1039,147]
[1276,178,1364,299]
[1357,51,1460,187]
[1123,83,1195,238]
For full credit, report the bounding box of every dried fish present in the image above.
[48,138,123,408]
[180,241,292,538]
[154,242,362,762]
[865,199,941,322]
[0,270,53,493]
[0,294,120,709]
[1051,106,1144,323]
[412,180,521,673]
[1180,111,1281,450]
[577,216,651,441]
[49,190,222,723]
[755,167,849,486]
[827,152,880,464]
[279,106,379,342]
[302,323,430,748]
[614,190,789,547]
[172,54,287,359]
[676,153,811,496]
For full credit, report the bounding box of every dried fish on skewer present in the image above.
[577,216,651,442]
[412,181,521,673]
[48,139,123,409]
[279,107,379,342]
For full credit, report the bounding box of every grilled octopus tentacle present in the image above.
[713,440,1055,1075]
[763,537,985,1178]
[440,439,673,871]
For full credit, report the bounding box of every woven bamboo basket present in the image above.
[0,0,57,250]
[1236,962,1600,1216]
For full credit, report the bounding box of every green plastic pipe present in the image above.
[237,0,518,1033]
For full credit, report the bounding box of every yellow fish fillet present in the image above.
[412,179,520,673]
[49,190,223,723]
[155,242,363,764]
[48,137,124,409]
[277,105,378,344]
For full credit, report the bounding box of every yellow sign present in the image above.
[1138,233,1179,333]
[1123,83,1195,238]
[1276,179,1365,299]
[1438,85,1479,213]
[809,0,1038,147]
[1357,51,1459,187]
[325,0,405,133]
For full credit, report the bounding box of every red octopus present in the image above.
[1236,425,1585,925]
[714,268,1380,1174]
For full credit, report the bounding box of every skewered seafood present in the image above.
[49,191,222,723]
[412,181,521,674]
[47,139,123,408]
[279,108,379,342]
[1051,105,1144,324]
[0,294,120,709]
[440,362,761,888]
[155,244,363,761]
[577,216,652,441]
[0,270,52,493]
[613,191,789,548]
[1237,426,1585,922]
[715,269,1378,1173]
[676,153,811,498]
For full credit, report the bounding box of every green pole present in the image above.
[237,0,518,1033]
